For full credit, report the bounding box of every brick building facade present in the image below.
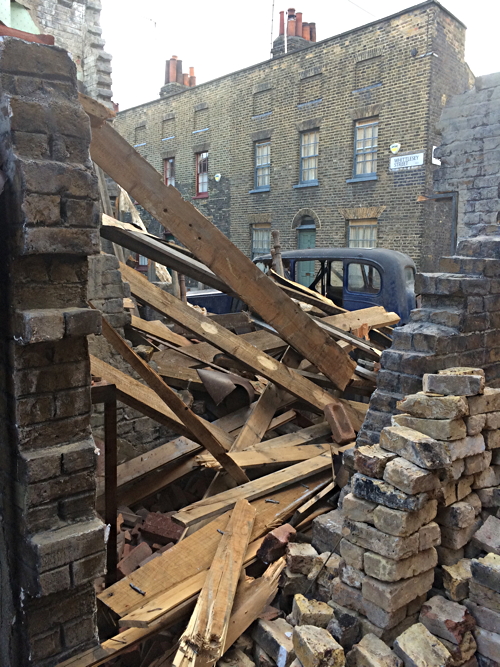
[114,1,474,272]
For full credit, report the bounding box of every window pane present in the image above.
[347,263,381,293]
[255,141,271,188]
[349,221,377,248]
[252,225,271,259]
[165,158,175,186]
[354,119,378,176]
[197,152,208,193]
[300,131,319,183]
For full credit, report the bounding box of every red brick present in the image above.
[257,523,296,564]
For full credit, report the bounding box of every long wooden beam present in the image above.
[98,316,249,485]
[120,263,355,417]
[82,100,355,390]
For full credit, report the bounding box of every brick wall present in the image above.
[21,0,113,107]
[114,1,472,271]
[0,38,105,666]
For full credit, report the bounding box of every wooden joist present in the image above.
[82,106,356,390]
[130,315,191,347]
[98,475,329,617]
[172,499,255,667]
[322,306,400,331]
[194,443,330,470]
[120,264,359,421]
[98,316,249,485]
[172,453,332,528]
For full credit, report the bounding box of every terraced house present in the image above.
[114,0,475,272]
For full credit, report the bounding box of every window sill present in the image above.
[249,187,270,193]
[346,175,378,183]
[293,180,319,189]
[193,193,209,200]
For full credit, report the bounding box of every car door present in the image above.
[343,260,383,311]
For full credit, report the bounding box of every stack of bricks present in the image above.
[464,554,500,666]
[329,367,500,645]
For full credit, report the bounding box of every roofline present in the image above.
[117,0,466,115]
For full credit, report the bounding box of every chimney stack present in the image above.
[161,57,196,97]
[272,9,316,57]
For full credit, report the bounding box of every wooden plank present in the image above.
[89,356,233,448]
[172,453,332,528]
[312,316,383,359]
[322,306,400,331]
[157,363,207,390]
[98,316,249,485]
[98,475,329,618]
[195,443,330,470]
[120,264,357,418]
[83,113,356,391]
[151,328,286,370]
[57,557,284,667]
[172,499,255,667]
[101,223,231,294]
[130,315,191,347]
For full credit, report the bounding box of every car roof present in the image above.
[253,247,415,267]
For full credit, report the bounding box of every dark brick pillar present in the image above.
[358,236,500,447]
[0,38,105,666]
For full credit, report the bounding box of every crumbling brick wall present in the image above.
[21,0,113,107]
[0,38,105,666]
[358,70,500,447]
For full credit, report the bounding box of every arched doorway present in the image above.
[295,215,316,286]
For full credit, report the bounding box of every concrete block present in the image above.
[469,388,500,415]
[392,414,467,442]
[290,594,333,628]
[343,494,376,523]
[419,595,476,644]
[423,371,484,397]
[443,559,472,601]
[393,623,451,667]
[472,515,500,555]
[361,568,434,613]
[293,625,345,667]
[354,445,398,478]
[363,548,437,583]
[466,414,486,436]
[436,545,465,567]
[327,608,361,651]
[397,393,469,420]
[312,510,343,554]
[342,519,419,560]
[339,560,366,590]
[436,502,476,529]
[373,501,438,538]
[252,619,295,667]
[346,633,403,667]
[339,539,364,571]
[439,633,477,667]
[287,543,319,575]
[464,451,492,475]
[383,457,440,495]
[464,599,500,634]
[473,467,500,490]
[474,628,500,664]
[379,426,451,470]
[469,580,500,612]
[470,553,500,593]
[351,474,430,512]
[440,519,483,550]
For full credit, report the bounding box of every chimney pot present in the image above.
[279,10,284,36]
[302,23,310,40]
[176,58,183,84]
[171,55,178,60]
[287,13,296,36]
[288,8,295,16]
[168,57,177,84]
[183,73,189,86]
[296,12,303,39]
[189,66,195,76]
[309,22,316,42]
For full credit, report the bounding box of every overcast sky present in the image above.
[100,0,500,111]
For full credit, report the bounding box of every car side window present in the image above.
[347,262,381,294]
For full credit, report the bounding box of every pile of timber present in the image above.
[57,96,402,667]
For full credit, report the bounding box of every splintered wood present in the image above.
[66,94,403,667]
[173,499,255,667]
